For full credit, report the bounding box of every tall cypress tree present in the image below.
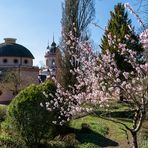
[100,3,143,71]
[60,0,95,90]
[55,48,63,84]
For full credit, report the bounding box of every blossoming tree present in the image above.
[42,3,147,148]
[43,31,147,147]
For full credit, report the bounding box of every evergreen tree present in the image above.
[100,3,143,71]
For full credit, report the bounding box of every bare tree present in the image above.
[1,69,36,96]
[62,0,95,40]
[60,0,95,89]
[1,70,21,95]
[131,0,148,27]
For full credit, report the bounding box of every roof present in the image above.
[0,43,34,59]
[50,41,57,53]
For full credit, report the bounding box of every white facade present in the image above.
[43,41,57,77]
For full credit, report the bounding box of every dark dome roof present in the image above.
[50,41,57,54]
[0,43,34,59]
[51,41,56,47]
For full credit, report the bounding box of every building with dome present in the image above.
[0,38,39,104]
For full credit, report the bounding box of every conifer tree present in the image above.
[100,3,143,71]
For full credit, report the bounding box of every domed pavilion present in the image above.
[0,38,39,104]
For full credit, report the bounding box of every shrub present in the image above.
[47,140,66,148]
[78,143,99,148]
[0,105,7,122]
[0,134,25,148]
[7,80,57,147]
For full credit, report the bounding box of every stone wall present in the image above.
[0,66,39,104]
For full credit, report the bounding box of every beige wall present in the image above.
[0,57,33,67]
[0,86,14,102]
[0,67,39,103]
[20,67,39,85]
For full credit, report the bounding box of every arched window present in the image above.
[52,59,55,66]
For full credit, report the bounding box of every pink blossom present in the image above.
[123,72,129,79]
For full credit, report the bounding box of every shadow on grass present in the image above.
[58,125,119,147]
[94,110,134,119]
[75,128,118,147]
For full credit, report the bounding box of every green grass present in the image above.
[70,115,109,136]
[1,102,147,148]
[69,115,130,147]
[138,121,148,148]
[69,114,147,148]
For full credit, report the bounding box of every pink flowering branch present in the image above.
[124,3,145,28]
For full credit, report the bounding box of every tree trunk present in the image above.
[131,131,138,148]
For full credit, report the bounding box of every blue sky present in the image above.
[0,0,142,66]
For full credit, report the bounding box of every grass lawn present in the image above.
[69,115,148,148]
[0,103,147,148]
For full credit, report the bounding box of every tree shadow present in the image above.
[94,110,134,119]
[74,128,119,147]
[55,124,118,147]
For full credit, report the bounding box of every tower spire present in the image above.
[51,33,56,47]
[53,33,54,42]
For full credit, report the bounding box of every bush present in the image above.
[47,140,66,148]
[0,134,25,148]
[0,116,26,147]
[0,105,7,122]
[7,80,57,147]
[78,143,99,148]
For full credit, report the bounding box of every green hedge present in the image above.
[7,80,57,147]
[0,134,25,148]
[0,105,7,122]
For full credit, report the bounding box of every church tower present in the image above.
[44,37,57,76]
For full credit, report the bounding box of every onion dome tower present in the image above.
[44,36,57,76]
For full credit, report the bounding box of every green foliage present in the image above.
[0,118,25,148]
[54,133,79,148]
[100,3,143,71]
[0,105,7,122]
[78,143,100,148]
[0,134,25,148]
[46,134,79,148]
[7,80,56,147]
[47,140,66,148]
